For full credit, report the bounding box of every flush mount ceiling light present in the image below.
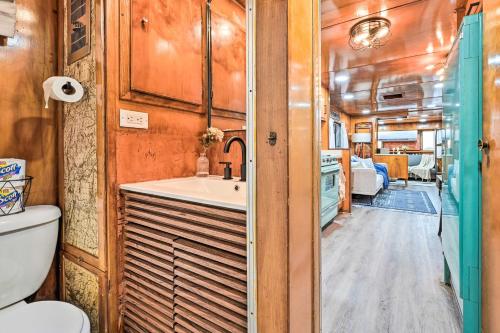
[343,93,355,100]
[349,17,391,50]
[335,73,350,83]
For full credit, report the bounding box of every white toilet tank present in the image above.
[0,206,60,309]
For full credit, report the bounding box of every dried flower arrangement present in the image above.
[200,127,224,151]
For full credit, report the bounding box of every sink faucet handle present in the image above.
[219,162,233,180]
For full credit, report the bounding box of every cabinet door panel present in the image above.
[211,0,246,116]
[125,0,203,108]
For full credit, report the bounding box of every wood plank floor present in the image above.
[321,183,462,333]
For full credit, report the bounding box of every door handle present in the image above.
[478,139,489,152]
[141,17,149,28]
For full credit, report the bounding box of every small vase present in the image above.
[196,151,210,177]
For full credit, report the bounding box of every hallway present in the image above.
[321,184,462,333]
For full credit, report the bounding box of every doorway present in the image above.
[319,1,482,333]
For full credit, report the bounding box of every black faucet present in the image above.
[223,136,246,182]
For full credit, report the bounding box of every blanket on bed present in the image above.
[375,163,389,189]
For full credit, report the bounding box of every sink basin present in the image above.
[120,176,246,211]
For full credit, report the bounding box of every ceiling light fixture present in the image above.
[349,17,391,50]
[362,109,370,114]
[343,93,355,100]
[426,43,434,54]
[334,73,350,83]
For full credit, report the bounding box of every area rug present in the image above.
[352,189,437,214]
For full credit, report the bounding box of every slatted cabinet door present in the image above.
[122,219,176,332]
[121,191,247,333]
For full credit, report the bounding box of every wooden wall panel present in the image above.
[482,2,500,332]
[339,112,351,212]
[288,0,319,331]
[0,0,59,300]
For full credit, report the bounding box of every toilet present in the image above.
[0,206,90,333]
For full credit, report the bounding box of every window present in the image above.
[422,130,436,150]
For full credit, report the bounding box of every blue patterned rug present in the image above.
[353,189,437,214]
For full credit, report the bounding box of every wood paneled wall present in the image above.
[482,2,500,332]
[105,1,246,331]
[0,0,59,300]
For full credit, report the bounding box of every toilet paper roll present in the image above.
[43,76,84,108]
[0,159,26,186]
[0,187,24,215]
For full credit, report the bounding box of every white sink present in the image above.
[120,176,246,211]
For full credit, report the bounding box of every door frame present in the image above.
[245,0,257,331]
[248,0,322,332]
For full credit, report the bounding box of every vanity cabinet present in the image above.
[120,191,247,332]
[119,0,203,111]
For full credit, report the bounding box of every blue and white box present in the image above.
[0,159,26,214]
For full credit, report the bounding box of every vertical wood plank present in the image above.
[288,0,318,331]
[255,0,289,331]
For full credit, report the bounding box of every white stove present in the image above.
[321,152,340,229]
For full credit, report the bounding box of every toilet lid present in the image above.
[0,301,90,333]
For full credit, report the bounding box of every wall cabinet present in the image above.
[119,0,246,118]
[120,0,203,111]
[211,0,246,119]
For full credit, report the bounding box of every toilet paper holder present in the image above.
[61,82,77,95]
[43,76,84,108]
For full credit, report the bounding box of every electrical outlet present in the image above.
[120,109,148,129]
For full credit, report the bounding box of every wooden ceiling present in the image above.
[321,0,459,117]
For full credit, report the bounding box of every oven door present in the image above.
[321,165,338,213]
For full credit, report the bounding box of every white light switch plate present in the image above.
[120,109,148,129]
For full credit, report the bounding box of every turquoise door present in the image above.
[441,14,482,333]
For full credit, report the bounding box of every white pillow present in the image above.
[360,158,375,170]
[351,161,362,169]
